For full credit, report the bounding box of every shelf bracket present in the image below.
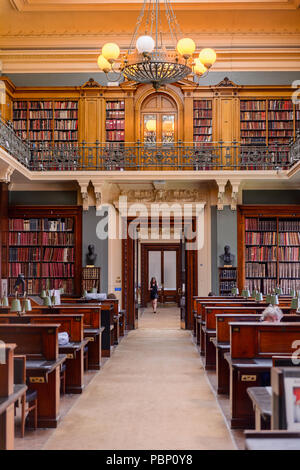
[216,180,227,211]
[230,181,241,211]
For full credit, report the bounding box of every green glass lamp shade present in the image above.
[59,287,64,295]
[270,294,279,306]
[22,298,32,312]
[91,287,98,294]
[10,298,22,312]
[266,294,271,304]
[43,296,52,307]
[40,290,47,298]
[291,297,300,310]
[251,289,257,299]
[83,290,88,298]
[290,289,296,297]
[256,292,263,302]
[231,287,239,296]
[2,296,9,307]
[51,295,57,306]
[275,286,282,295]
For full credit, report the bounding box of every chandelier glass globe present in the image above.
[194,59,207,76]
[177,38,196,59]
[97,55,112,73]
[102,43,120,63]
[199,48,217,69]
[136,35,155,54]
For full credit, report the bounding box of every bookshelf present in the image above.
[82,267,101,293]
[240,100,266,146]
[237,206,300,295]
[7,206,82,296]
[12,100,79,147]
[218,267,237,296]
[193,100,212,144]
[105,100,125,144]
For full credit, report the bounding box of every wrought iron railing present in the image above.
[1,117,300,172]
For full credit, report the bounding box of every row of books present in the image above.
[240,101,266,111]
[8,278,74,295]
[23,101,52,110]
[279,220,300,231]
[263,279,278,293]
[29,120,52,130]
[9,218,74,232]
[54,110,78,119]
[9,247,40,262]
[106,101,125,110]
[193,128,212,135]
[106,120,125,130]
[268,111,293,120]
[55,121,78,130]
[268,131,293,137]
[220,281,236,291]
[245,262,277,278]
[43,247,74,262]
[194,136,212,142]
[193,101,212,109]
[280,279,300,295]
[268,100,293,110]
[54,131,78,140]
[269,122,294,129]
[82,267,100,280]
[279,263,300,279]
[106,130,125,141]
[245,279,265,292]
[41,232,74,246]
[29,111,53,119]
[13,111,27,119]
[9,231,41,245]
[240,112,266,120]
[193,111,212,119]
[245,232,276,245]
[193,120,212,127]
[241,138,266,144]
[278,247,300,261]
[245,219,277,231]
[241,122,266,130]
[9,219,40,231]
[27,131,52,140]
[278,232,300,245]
[245,246,277,262]
[219,269,237,279]
[54,102,78,109]
[106,110,125,119]
[9,262,40,277]
[13,121,27,130]
[9,278,40,295]
[41,263,74,277]
[82,280,100,292]
[241,131,266,137]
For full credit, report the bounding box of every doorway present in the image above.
[141,244,181,307]
[141,93,177,144]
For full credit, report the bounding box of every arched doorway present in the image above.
[141,93,178,144]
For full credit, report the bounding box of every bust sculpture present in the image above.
[219,245,235,266]
[86,244,97,266]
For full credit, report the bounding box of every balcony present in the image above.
[1,117,300,172]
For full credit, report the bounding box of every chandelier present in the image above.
[97,0,216,90]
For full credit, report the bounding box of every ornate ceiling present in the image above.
[1,0,300,73]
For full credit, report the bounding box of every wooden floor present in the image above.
[15,307,236,450]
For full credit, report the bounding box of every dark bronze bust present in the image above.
[219,245,234,266]
[86,244,97,266]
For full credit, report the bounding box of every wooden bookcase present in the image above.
[105,100,125,144]
[7,206,82,296]
[193,99,213,144]
[82,267,101,293]
[237,205,300,295]
[13,99,78,147]
[218,267,237,295]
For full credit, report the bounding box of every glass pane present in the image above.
[149,251,161,288]
[144,114,157,145]
[164,251,177,290]
[162,115,175,145]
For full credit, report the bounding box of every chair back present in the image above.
[14,355,26,385]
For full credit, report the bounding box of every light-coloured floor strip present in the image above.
[41,307,235,450]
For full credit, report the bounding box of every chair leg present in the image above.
[21,394,26,438]
[34,400,38,430]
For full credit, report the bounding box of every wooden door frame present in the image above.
[122,216,198,330]
[140,243,181,308]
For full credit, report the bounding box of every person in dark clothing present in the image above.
[150,277,158,314]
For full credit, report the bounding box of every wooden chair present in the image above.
[60,363,66,395]
[14,355,38,437]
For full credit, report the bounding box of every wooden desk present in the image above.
[244,431,300,450]
[226,322,300,429]
[0,324,64,428]
[0,343,27,450]
[0,313,87,394]
[247,386,272,430]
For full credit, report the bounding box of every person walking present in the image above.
[150,277,158,314]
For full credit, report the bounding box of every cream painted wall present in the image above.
[107,206,122,305]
